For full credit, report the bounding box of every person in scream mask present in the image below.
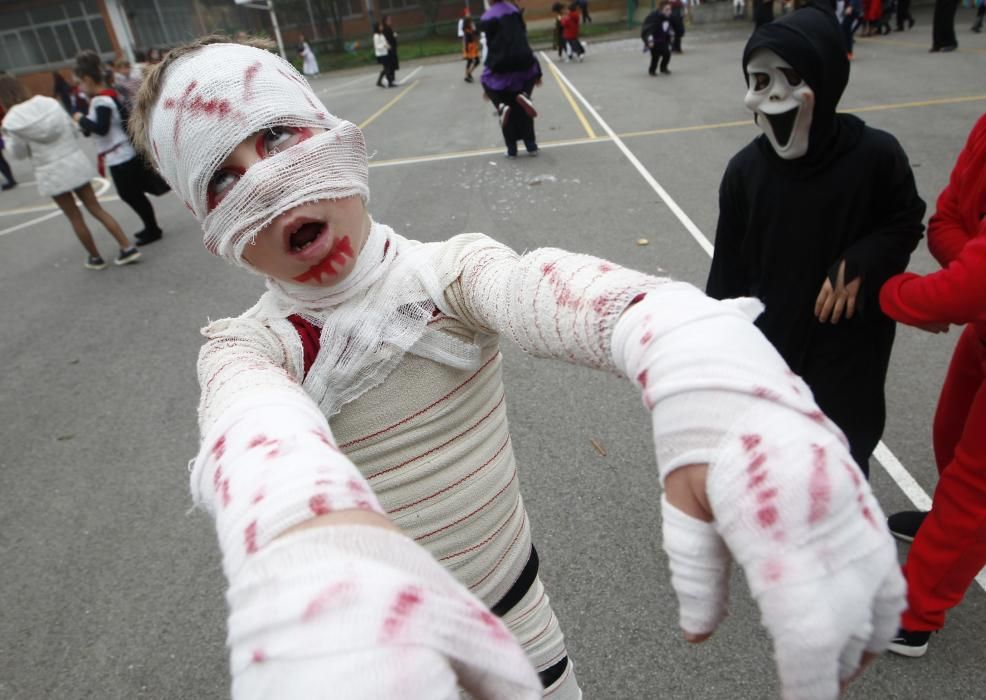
[707,1,926,477]
[132,34,907,700]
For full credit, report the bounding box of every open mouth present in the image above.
[764,108,798,149]
[292,235,354,284]
[288,221,325,252]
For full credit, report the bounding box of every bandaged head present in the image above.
[743,48,814,160]
[147,43,368,264]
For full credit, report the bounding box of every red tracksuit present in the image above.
[880,112,986,631]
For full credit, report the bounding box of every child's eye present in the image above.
[207,170,240,210]
[779,67,803,87]
[751,73,770,91]
[264,126,297,155]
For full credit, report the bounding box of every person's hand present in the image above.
[612,285,906,700]
[914,321,950,334]
[815,260,862,323]
[71,112,83,123]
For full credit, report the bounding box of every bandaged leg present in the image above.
[501,575,581,700]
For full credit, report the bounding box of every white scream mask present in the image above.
[743,48,814,160]
[146,43,369,264]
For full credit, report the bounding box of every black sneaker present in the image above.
[84,255,108,270]
[114,246,142,266]
[525,140,539,156]
[888,628,931,658]
[1,181,16,191]
[515,93,538,118]
[888,510,928,543]
[135,229,163,246]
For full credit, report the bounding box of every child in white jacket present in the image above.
[0,74,139,269]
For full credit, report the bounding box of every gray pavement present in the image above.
[2,7,985,699]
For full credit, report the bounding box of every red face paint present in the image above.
[292,235,355,284]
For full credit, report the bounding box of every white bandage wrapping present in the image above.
[611,284,906,700]
[190,392,384,579]
[450,236,663,371]
[146,43,368,264]
[660,495,731,636]
[228,525,542,700]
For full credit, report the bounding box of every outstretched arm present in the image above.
[193,317,540,699]
[611,286,905,700]
[440,233,662,373]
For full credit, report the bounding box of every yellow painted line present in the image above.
[843,94,986,114]
[620,119,752,140]
[862,36,986,53]
[359,80,420,130]
[546,59,597,139]
[369,135,606,168]
[367,90,986,168]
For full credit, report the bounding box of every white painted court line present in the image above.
[539,52,713,257]
[317,72,378,94]
[395,65,423,86]
[0,177,115,238]
[540,51,986,592]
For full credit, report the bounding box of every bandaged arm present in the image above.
[194,317,540,699]
[442,233,662,372]
[611,285,905,700]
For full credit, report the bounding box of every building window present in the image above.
[0,1,111,74]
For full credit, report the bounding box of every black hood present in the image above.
[742,1,853,168]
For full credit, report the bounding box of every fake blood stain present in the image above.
[293,236,355,284]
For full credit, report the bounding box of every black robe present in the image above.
[707,3,925,474]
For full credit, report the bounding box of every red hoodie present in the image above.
[880,112,986,335]
[562,12,581,40]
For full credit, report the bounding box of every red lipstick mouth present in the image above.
[293,235,355,284]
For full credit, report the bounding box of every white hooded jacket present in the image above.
[1,95,97,197]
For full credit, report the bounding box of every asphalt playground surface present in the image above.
[2,8,985,699]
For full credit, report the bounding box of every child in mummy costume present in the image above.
[133,36,907,700]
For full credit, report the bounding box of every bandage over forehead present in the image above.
[147,43,368,262]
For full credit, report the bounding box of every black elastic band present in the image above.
[538,656,569,688]
[491,545,539,617]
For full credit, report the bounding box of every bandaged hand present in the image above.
[611,283,906,700]
[191,395,541,700]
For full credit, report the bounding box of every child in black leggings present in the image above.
[73,51,167,246]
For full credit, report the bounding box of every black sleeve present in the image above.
[78,105,112,137]
[706,163,751,299]
[830,137,926,312]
